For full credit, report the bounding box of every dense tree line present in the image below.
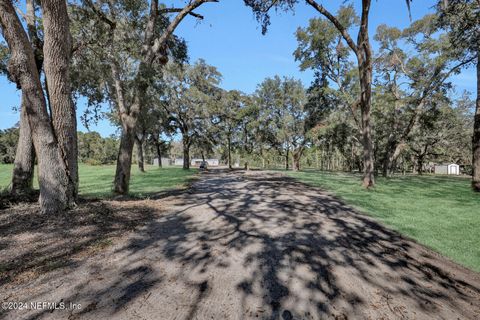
[0,127,18,164]
[0,0,478,213]
[0,130,118,165]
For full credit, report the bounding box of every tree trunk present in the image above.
[293,147,303,171]
[111,56,138,194]
[382,144,394,177]
[227,136,232,169]
[358,26,375,187]
[293,156,300,171]
[285,146,289,170]
[0,0,72,213]
[155,140,162,168]
[11,103,35,196]
[473,51,480,191]
[183,137,190,170]
[135,135,145,172]
[114,127,135,194]
[321,148,324,171]
[306,0,374,185]
[41,0,78,205]
[107,0,213,195]
[10,0,40,196]
[417,155,424,175]
[327,151,331,171]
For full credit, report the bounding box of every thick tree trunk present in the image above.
[110,54,138,194]
[473,51,480,191]
[293,147,303,171]
[11,103,35,196]
[10,0,40,196]
[0,0,72,213]
[114,127,135,194]
[293,157,300,171]
[183,137,190,170]
[360,98,375,187]
[417,155,424,175]
[135,136,145,172]
[41,0,78,205]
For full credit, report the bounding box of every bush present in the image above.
[84,158,103,166]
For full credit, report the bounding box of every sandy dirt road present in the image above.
[1,169,479,319]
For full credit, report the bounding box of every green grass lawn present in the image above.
[0,164,197,198]
[286,170,480,272]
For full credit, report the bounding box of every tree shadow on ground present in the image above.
[143,170,480,318]
[1,169,479,319]
[0,199,156,287]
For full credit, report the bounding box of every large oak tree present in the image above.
[0,0,78,213]
[245,0,376,187]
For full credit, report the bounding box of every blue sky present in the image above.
[0,0,476,136]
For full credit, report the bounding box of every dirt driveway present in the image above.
[1,169,479,319]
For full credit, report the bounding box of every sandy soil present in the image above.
[0,169,479,320]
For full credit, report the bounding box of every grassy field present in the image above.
[0,164,197,198]
[286,170,480,272]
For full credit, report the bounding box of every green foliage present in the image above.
[210,90,249,161]
[0,127,19,164]
[243,0,299,34]
[255,75,307,152]
[287,170,480,272]
[161,59,222,155]
[0,42,9,76]
[295,5,357,74]
[78,131,119,164]
[69,0,188,128]
[408,95,473,166]
[292,9,475,175]
[436,0,479,61]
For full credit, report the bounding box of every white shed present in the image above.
[434,163,460,175]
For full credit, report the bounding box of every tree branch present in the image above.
[305,0,359,56]
[149,0,218,64]
[159,7,205,20]
[83,0,116,28]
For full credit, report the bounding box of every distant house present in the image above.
[434,163,460,175]
[190,158,219,167]
[174,158,184,166]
